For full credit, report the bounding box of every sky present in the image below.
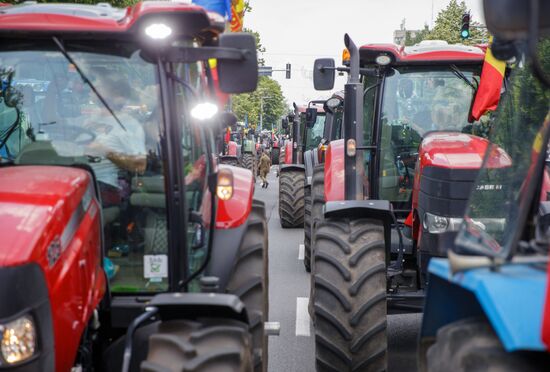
[245,0,484,108]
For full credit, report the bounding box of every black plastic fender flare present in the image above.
[324,199,394,254]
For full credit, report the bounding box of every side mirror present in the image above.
[218,33,258,94]
[483,0,550,40]
[305,107,317,128]
[313,58,335,91]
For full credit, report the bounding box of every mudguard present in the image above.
[324,139,344,202]
[304,149,315,185]
[215,164,254,229]
[150,292,248,324]
[324,200,393,253]
[279,163,305,173]
[284,141,293,164]
[420,258,547,352]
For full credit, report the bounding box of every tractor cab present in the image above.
[0,2,268,371]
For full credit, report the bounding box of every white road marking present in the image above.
[298,244,305,260]
[295,297,311,337]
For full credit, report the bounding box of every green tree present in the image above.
[404,24,430,46]
[427,0,488,45]
[232,76,286,131]
[243,27,266,66]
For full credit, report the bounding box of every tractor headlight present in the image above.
[217,168,234,201]
[423,212,462,234]
[0,315,37,365]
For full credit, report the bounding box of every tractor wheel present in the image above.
[309,164,325,273]
[425,319,546,372]
[303,186,312,272]
[141,319,253,372]
[242,154,256,182]
[312,218,387,372]
[271,148,280,165]
[225,201,269,372]
[278,170,305,228]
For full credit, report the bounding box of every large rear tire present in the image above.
[271,148,280,165]
[309,164,325,273]
[425,319,546,372]
[141,319,253,372]
[303,186,312,272]
[278,170,305,228]
[242,154,256,182]
[312,218,387,372]
[225,201,269,372]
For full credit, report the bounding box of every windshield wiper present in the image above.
[52,37,126,131]
[450,64,477,90]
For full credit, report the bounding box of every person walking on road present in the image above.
[259,150,271,188]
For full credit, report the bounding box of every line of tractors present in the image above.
[0,1,275,371]
[276,0,550,370]
[0,0,550,371]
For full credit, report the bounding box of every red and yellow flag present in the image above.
[230,0,244,32]
[470,38,506,121]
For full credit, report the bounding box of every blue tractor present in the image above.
[419,0,550,370]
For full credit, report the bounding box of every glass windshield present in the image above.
[305,113,326,150]
[0,42,168,292]
[376,65,483,206]
[455,40,550,258]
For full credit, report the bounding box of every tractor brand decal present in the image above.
[144,255,168,281]
[47,236,62,267]
[475,184,503,191]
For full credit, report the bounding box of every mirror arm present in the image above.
[165,46,249,63]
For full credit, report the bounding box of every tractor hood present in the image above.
[419,132,511,169]
[0,166,91,266]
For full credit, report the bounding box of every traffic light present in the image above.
[286,63,291,79]
[461,12,470,40]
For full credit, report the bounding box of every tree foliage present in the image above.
[402,0,488,46]
[232,76,286,131]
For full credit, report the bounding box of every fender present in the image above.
[284,141,293,164]
[304,149,315,185]
[324,139,345,202]
[421,258,547,352]
[220,155,239,163]
[280,163,305,174]
[150,292,248,324]
[215,164,254,229]
[324,200,393,253]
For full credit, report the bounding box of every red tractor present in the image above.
[278,103,325,228]
[310,38,500,370]
[0,2,272,371]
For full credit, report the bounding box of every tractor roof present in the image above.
[359,40,485,66]
[295,103,325,114]
[0,1,224,38]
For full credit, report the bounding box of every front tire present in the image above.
[312,218,387,372]
[278,170,305,228]
[304,186,312,272]
[425,319,546,372]
[225,201,269,372]
[141,319,253,372]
